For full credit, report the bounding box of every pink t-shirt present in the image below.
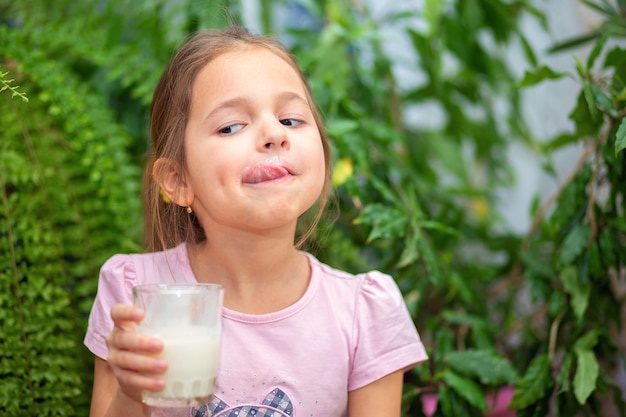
[84,244,428,417]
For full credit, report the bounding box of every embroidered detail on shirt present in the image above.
[192,388,294,417]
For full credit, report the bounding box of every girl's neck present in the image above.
[186,237,310,314]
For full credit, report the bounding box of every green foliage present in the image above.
[1,1,150,414]
[445,349,519,386]
[441,370,488,411]
[0,70,28,102]
[1,0,625,416]
[510,354,553,410]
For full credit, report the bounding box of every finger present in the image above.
[108,349,168,375]
[106,329,164,354]
[115,367,166,393]
[111,304,144,328]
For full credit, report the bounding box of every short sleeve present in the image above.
[83,254,138,359]
[349,271,428,391]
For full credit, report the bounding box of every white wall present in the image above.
[498,1,600,233]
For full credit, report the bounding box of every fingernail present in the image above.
[155,359,167,371]
[132,307,144,320]
[150,338,163,350]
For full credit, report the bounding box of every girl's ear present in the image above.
[153,158,194,208]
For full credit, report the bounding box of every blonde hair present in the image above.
[144,26,331,252]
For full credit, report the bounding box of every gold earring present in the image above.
[186,206,193,214]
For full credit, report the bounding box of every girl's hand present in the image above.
[105,304,167,400]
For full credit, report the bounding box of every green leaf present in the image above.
[443,370,488,411]
[516,395,551,417]
[614,86,626,101]
[586,33,608,69]
[517,65,566,87]
[434,326,455,362]
[424,0,444,35]
[541,132,579,151]
[547,31,601,53]
[437,384,484,417]
[560,223,591,264]
[510,354,554,409]
[326,118,359,138]
[419,220,462,238]
[445,349,519,386]
[569,90,601,137]
[615,117,626,157]
[573,349,599,404]
[442,311,495,331]
[582,79,600,121]
[437,385,454,417]
[559,266,591,322]
[557,352,574,393]
[0,70,29,102]
[369,175,401,205]
[603,46,626,72]
[519,35,538,67]
[354,204,408,242]
[601,17,626,37]
[419,235,443,285]
[574,329,600,351]
[396,229,420,269]
[520,250,555,279]
[590,82,618,117]
[581,0,619,18]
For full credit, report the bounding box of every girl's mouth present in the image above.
[242,164,291,184]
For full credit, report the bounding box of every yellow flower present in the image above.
[470,197,489,222]
[332,157,354,187]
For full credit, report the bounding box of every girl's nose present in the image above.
[260,119,290,150]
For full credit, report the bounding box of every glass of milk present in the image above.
[133,283,224,408]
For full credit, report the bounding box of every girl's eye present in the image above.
[218,123,244,135]
[280,119,303,127]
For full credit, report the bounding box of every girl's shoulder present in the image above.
[305,252,405,307]
[303,252,426,391]
[100,243,192,286]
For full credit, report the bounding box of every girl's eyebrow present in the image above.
[204,91,310,122]
[204,97,247,122]
[277,91,309,107]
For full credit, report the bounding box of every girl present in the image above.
[85,26,427,417]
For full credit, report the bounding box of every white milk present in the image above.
[137,325,220,406]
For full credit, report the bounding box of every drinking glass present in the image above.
[133,283,224,407]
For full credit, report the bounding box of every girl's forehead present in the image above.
[188,45,311,120]
[194,46,305,93]
[206,46,296,76]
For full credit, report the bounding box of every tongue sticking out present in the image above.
[243,165,290,184]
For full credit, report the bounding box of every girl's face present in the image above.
[182,46,326,237]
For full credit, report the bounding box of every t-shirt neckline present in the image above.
[178,243,319,324]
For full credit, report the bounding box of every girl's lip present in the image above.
[242,163,293,184]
